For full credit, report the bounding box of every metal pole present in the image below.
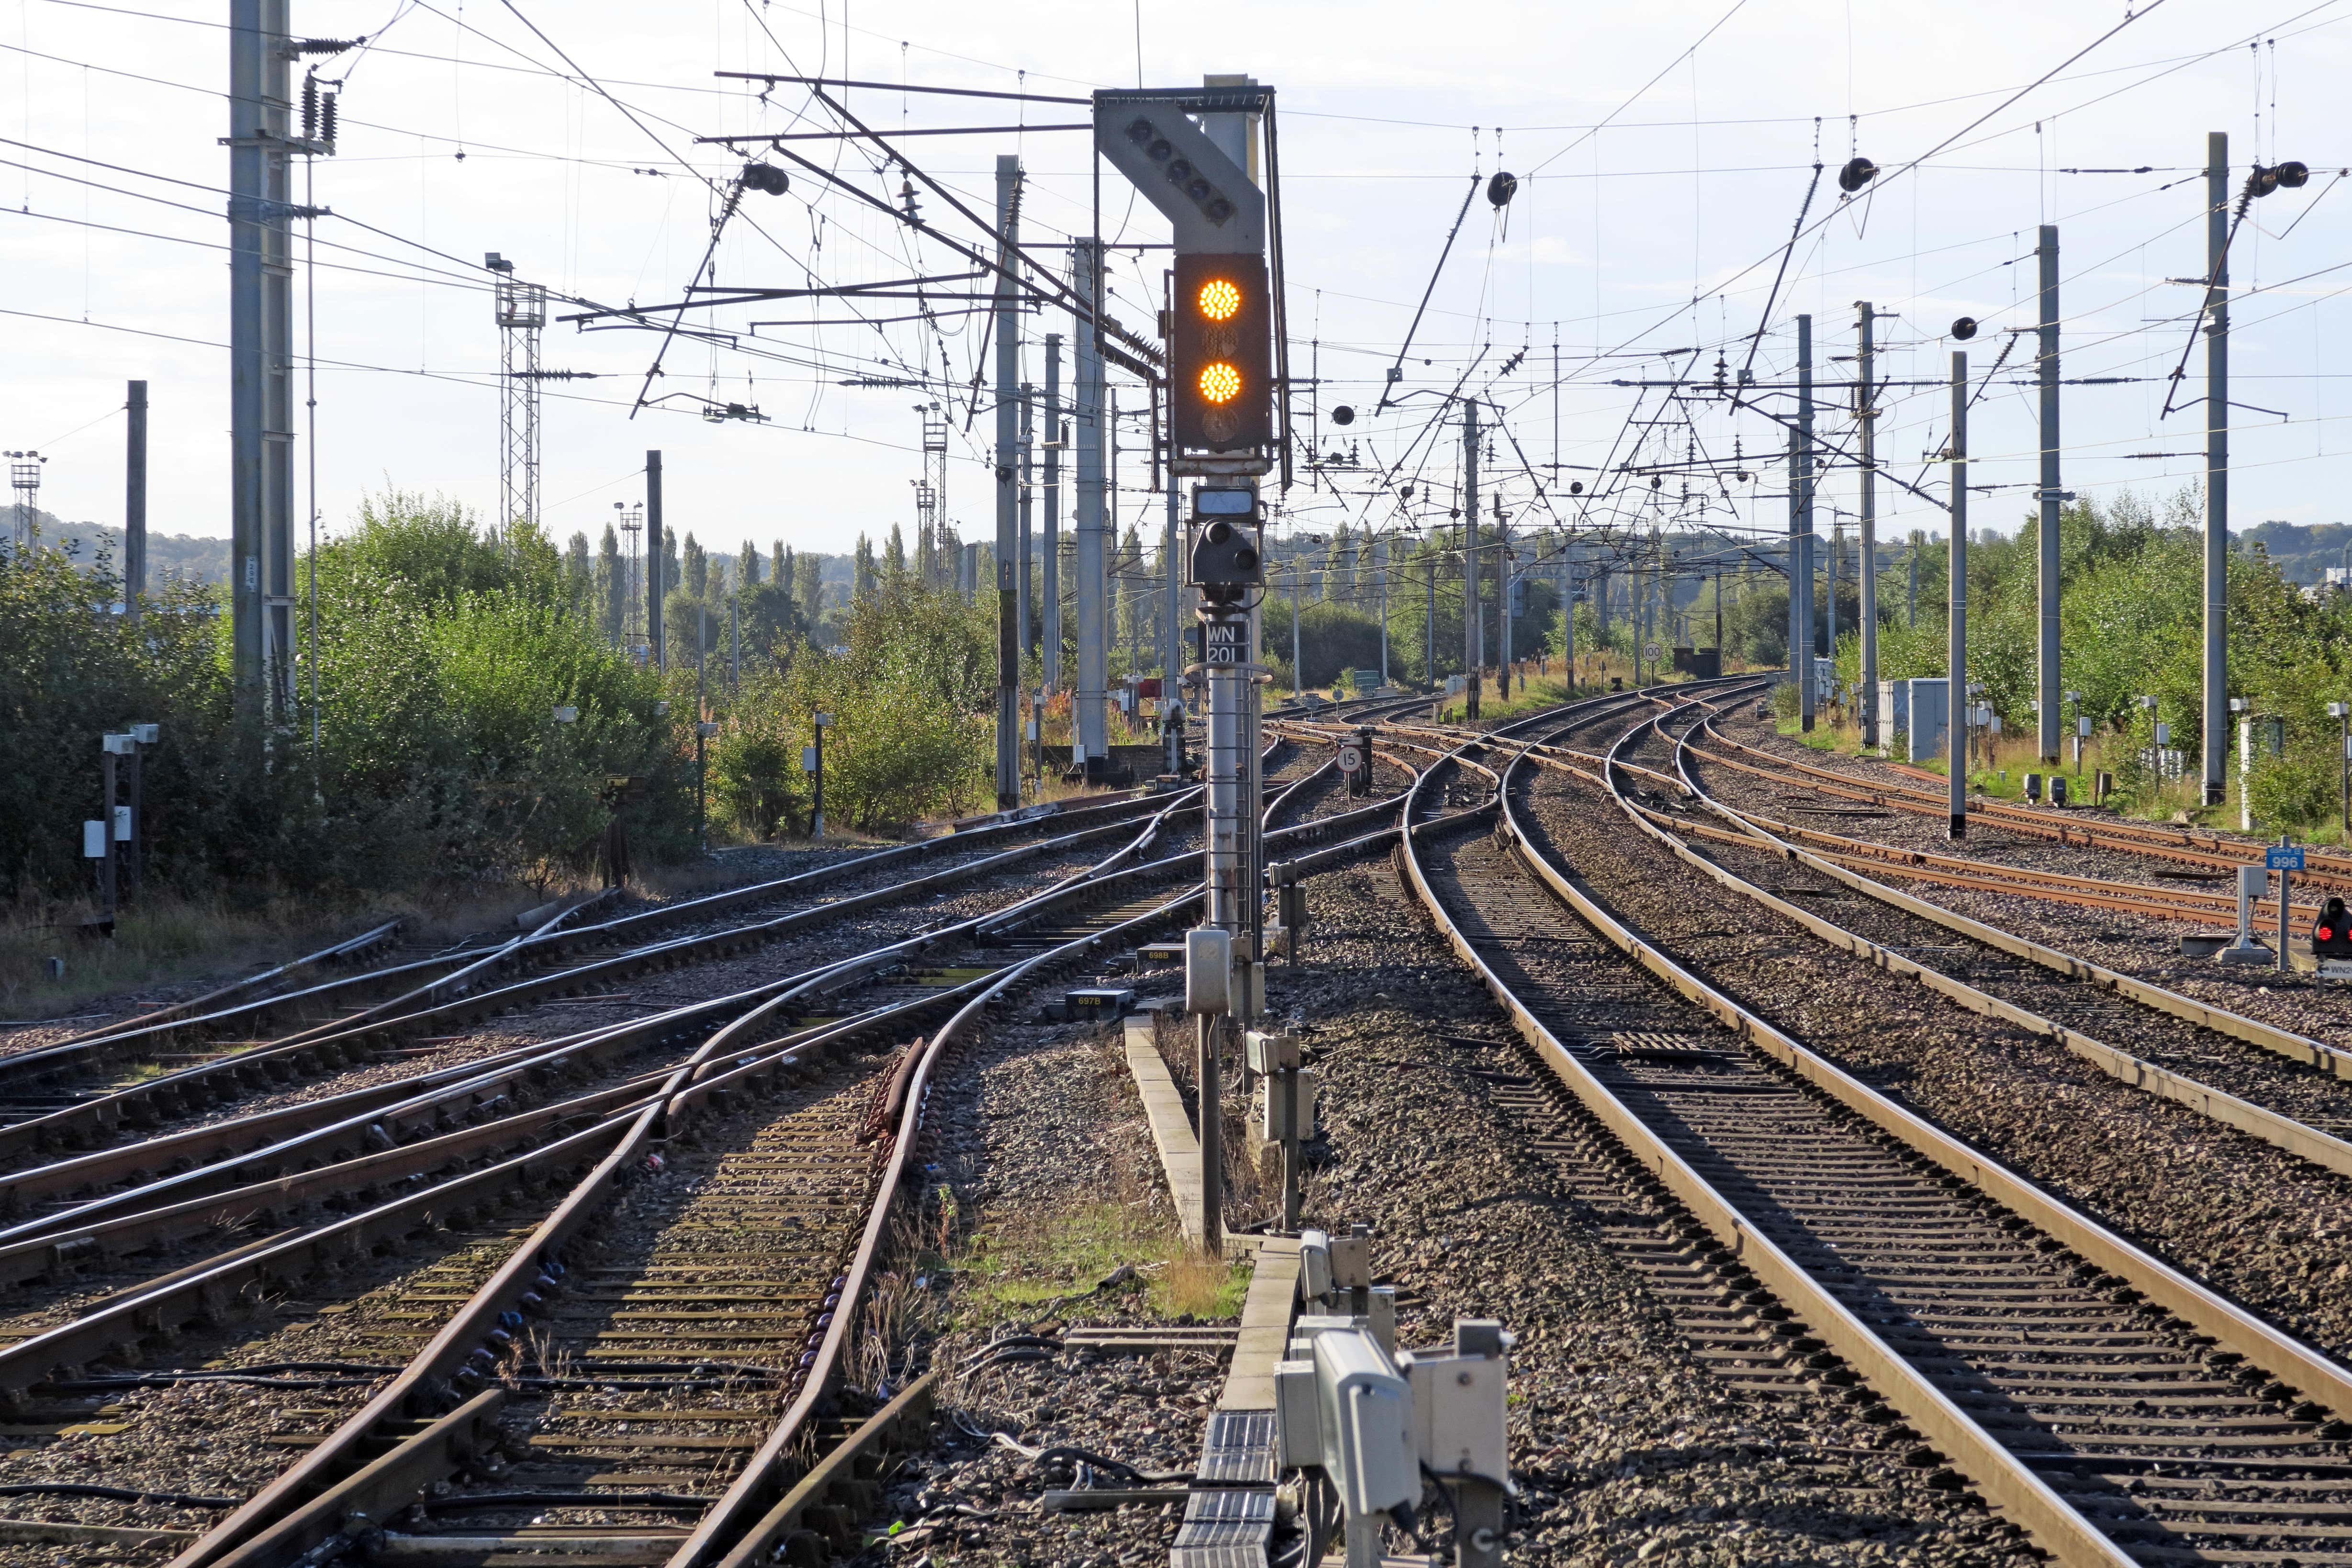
[646,451,664,668]
[1378,540,1389,687]
[697,606,707,850]
[1043,334,1064,693]
[101,748,118,922]
[1908,544,1918,629]
[230,0,296,729]
[1786,429,1801,707]
[1425,553,1436,694]
[1857,304,1878,746]
[1019,383,1034,660]
[1949,351,1969,839]
[1827,513,1840,665]
[2203,133,2230,807]
[2037,225,2063,763]
[1463,399,1481,719]
[125,381,147,625]
[2279,839,2292,975]
[127,739,145,898]
[1290,560,1302,700]
[994,155,1023,809]
[812,720,824,839]
[1165,482,1181,697]
[1496,497,1512,699]
[1796,313,1816,730]
[1072,241,1109,769]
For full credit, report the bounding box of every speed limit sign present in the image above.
[1644,641,1663,662]
[1337,741,1365,774]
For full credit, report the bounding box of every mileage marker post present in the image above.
[2270,840,2304,975]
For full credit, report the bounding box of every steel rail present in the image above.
[0,791,1185,1128]
[1400,703,2141,1564]
[2,784,1204,1254]
[684,774,1492,1568]
[1596,695,2352,1184]
[177,716,1486,1568]
[0,802,1190,1167]
[1703,727,2352,887]
[1433,690,2352,1565]
[1671,708,2352,1084]
[166,773,1237,1568]
[27,918,404,1053]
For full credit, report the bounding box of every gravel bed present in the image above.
[0,1208,543,1560]
[1518,722,2352,1371]
[1616,717,2352,1137]
[1,839,1154,1180]
[863,839,2024,1565]
[1680,712,2352,1052]
[0,1051,897,1560]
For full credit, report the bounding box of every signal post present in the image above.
[1096,79,1278,1256]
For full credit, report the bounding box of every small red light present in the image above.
[2323,927,2336,942]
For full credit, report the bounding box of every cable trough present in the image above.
[1400,687,2352,1568]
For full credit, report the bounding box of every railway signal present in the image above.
[1171,254,1274,454]
[2312,896,2352,962]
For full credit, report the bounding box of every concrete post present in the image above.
[1856,305,1878,746]
[1463,399,1481,718]
[230,0,296,726]
[994,155,1023,808]
[125,380,147,624]
[1043,333,1063,692]
[646,451,664,668]
[2203,133,2230,807]
[1796,313,1815,729]
[1072,242,1109,766]
[1949,352,1969,839]
[2037,225,2063,763]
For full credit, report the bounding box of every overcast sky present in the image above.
[6,0,2351,566]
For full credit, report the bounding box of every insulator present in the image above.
[301,75,318,141]
[320,92,338,150]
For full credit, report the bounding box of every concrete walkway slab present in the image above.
[1123,1010,1206,1244]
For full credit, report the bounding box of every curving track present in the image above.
[1401,687,2352,1568]
[0,695,1445,1568]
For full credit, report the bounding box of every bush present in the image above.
[2,493,690,902]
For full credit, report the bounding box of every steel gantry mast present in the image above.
[487,254,545,541]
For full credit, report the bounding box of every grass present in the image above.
[0,874,604,1023]
[936,1202,1248,1329]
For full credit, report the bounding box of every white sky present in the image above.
[6,0,2352,565]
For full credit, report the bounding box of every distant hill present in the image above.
[2240,521,2352,585]
[16,512,230,586]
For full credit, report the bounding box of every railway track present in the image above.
[1691,721,2352,894]
[1399,687,2352,1567]
[0,788,1195,1158]
[1586,693,2352,1177]
[0,706,1444,1568]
